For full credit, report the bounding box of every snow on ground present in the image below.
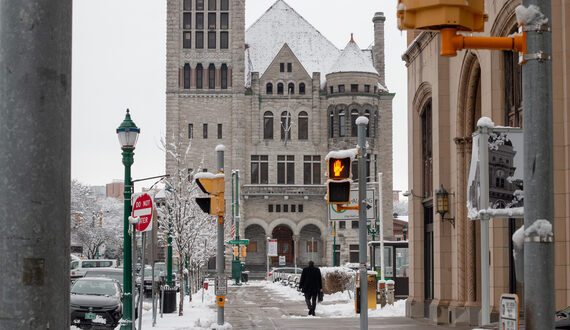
[263,280,406,319]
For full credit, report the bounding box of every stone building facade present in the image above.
[403,0,570,326]
[165,0,394,271]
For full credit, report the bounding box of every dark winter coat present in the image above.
[299,265,322,295]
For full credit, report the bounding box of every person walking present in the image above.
[298,260,323,316]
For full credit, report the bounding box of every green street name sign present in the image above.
[226,239,250,245]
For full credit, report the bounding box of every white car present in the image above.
[70,259,117,279]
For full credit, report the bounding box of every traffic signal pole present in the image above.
[357,116,369,330]
[216,145,225,326]
[522,1,554,329]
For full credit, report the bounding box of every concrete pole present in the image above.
[357,116,369,329]
[216,145,225,325]
[0,1,72,328]
[522,1,554,329]
[478,125,490,326]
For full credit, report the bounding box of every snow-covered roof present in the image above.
[245,0,340,87]
[328,37,379,75]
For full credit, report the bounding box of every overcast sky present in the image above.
[72,0,408,192]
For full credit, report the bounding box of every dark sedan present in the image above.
[70,277,122,329]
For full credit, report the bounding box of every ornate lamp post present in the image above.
[116,109,140,329]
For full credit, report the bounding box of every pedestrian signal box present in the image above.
[195,174,225,216]
[397,0,487,32]
[327,156,352,204]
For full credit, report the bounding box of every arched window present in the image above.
[263,111,273,139]
[350,110,359,137]
[266,83,273,94]
[183,63,191,89]
[281,111,291,141]
[196,64,203,89]
[364,110,370,137]
[220,64,228,89]
[277,83,284,95]
[299,83,306,95]
[329,111,334,138]
[298,111,308,140]
[338,109,345,137]
[288,83,294,95]
[208,64,216,89]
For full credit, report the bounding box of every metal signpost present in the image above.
[357,117,368,330]
[132,193,154,330]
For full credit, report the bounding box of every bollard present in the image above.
[378,280,387,307]
[386,280,395,305]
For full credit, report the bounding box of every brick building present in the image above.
[165,0,394,270]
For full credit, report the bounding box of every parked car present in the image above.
[268,267,302,282]
[70,277,122,329]
[70,259,117,279]
[83,268,140,318]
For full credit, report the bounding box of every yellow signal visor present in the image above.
[195,173,225,195]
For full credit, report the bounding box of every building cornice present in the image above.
[401,32,438,67]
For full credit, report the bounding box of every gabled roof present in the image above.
[245,0,340,87]
[328,36,379,75]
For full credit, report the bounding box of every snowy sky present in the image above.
[71,0,408,192]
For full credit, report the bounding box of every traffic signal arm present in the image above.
[335,204,359,212]
[440,27,526,57]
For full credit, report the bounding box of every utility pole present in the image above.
[0,1,72,328]
[216,145,225,326]
[522,1,554,329]
[357,116,369,330]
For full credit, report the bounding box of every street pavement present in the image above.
[223,281,476,329]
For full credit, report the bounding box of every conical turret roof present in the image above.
[328,35,378,75]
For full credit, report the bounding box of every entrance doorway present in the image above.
[271,225,294,266]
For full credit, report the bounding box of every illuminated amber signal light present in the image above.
[327,157,351,180]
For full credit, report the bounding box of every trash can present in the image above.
[160,285,177,313]
[241,271,249,283]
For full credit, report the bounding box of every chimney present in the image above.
[373,12,386,87]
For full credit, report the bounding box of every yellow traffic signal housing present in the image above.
[240,246,247,258]
[196,194,225,216]
[233,247,239,257]
[195,174,226,216]
[397,0,487,32]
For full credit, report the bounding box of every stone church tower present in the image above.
[165,0,394,273]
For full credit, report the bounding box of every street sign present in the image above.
[227,239,250,245]
[329,189,375,220]
[267,239,278,257]
[215,274,227,296]
[279,256,286,266]
[132,193,153,232]
[500,294,519,330]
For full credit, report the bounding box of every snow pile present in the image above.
[245,0,340,87]
[525,219,553,240]
[215,144,226,152]
[194,172,225,179]
[512,225,525,250]
[477,117,494,128]
[328,39,378,75]
[515,5,549,25]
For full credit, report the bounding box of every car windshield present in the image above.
[71,280,118,296]
[84,272,123,287]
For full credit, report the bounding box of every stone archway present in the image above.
[298,224,323,266]
[244,224,267,268]
[271,225,294,266]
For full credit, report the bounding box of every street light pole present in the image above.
[117,109,140,330]
[357,116,369,330]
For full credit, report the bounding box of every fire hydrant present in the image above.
[386,280,395,305]
[377,280,387,307]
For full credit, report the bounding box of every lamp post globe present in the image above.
[117,109,139,329]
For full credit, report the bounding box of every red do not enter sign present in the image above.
[132,193,154,232]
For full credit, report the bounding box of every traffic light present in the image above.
[195,173,225,216]
[240,246,247,258]
[326,156,352,204]
[74,213,82,227]
[397,0,486,32]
